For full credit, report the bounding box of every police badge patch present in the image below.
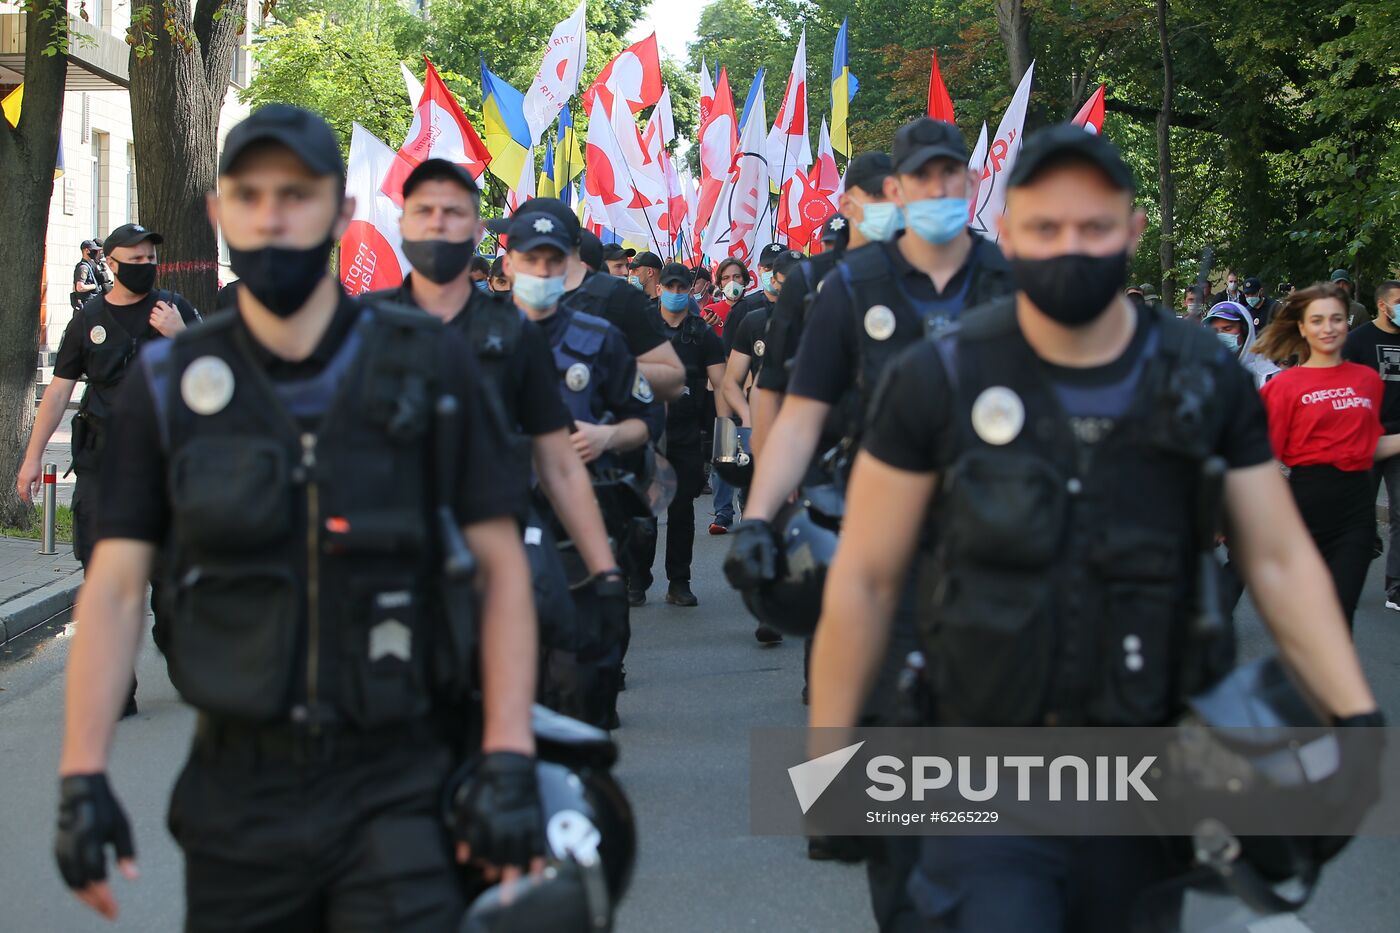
[864,305,896,341]
[632,372,655,403]
[566,362,590,392]
[180,355,236,416]
[89,325,107,345]
[753,339,766,357]
[970,386,1026,446]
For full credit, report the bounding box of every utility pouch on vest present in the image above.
[925,563,1055,726]
[69,409,104,474]
[167,562,299,721]
[170,436,292,553]
[341,578,432,728]
[943,449,1066,567]
[321,508,426,555]
[1086,525,1183,725]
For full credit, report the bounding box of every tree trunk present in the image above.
[127,0,243,315]
[995,0,1032,91]
[1155,0,1176,300]
[0,2,67,526]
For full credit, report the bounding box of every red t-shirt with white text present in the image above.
[1260,361,1383,471]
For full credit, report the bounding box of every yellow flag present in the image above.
[2,83,22,128]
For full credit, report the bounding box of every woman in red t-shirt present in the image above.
[1257,282,1400,629]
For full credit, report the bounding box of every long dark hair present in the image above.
[1251,281,1350,364]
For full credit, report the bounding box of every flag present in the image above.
[506,147,536,217]
[812,118,840,193]
[699,57,715,129]
[538,135,557,199]
[584,33,663,116]
[522,0,587,145]
[480,59,534,189]
[739,66,765,133]
[779,119,839,251]
[966,121,988,222]
[927,51,955,124]
[343,124,409,295]
[584,95,642,241]
[553,105,585,190]
[3,83,22,128]
[400,63,424,108]
[641,85,676,153]
[702,73,771,273]
[767,30,812,190]
[697,67,738,248]
[1072,84,1106,135]
[830,17,858,156]
[382,60,491,206]
[609,92,667,244]
[969,62,1034,243]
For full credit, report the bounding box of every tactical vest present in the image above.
[838,241,1010,416]
[918,299,1227,728]
[559,271,622,321]
[668,313,709,423]
[549,309,615,425]
[142,303,471,729]
[456,293,523,402]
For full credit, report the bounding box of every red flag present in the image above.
[927,51,956,124]
[584,33,663,116]
[381,60,491,205]
[696,67,737,241]
[1071,84,1107,135]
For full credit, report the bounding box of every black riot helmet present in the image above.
[458,707,637,932]
[740,488,843,637]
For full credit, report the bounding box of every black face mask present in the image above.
[113,260,157,296]
[228,236,335,318]
[1009,251,1129,327]
[401,237,477,285]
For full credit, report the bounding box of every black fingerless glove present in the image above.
[449,752,545,870]
[55,773,134,890]
[724,519,780,590]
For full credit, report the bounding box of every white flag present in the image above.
[522,0,588,146]
[765,29,812,190]
[970,63,1034,243]
[401,63,424,108]
[341,124,409,295]
[966,121,988,223]
[703,74,772,272]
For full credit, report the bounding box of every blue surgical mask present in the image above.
[513,272,565,311]
[904,197,970,245]
[627,274,644,290]
[759,270,776,294]
[856,201,902,242]
[1388,303,1400,327]
[660,291,690,312]
[1246,295,1262,308]
[1216,331,1241,352]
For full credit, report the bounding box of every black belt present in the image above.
[194,714,444,767]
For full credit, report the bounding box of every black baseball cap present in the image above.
[1007,123,1137,194]
[844,152,893,195]
[821,214,850,247]
[1242,277,1263,294]
[81,239,101,252]
[772,249,805,277]
[578,229,604,271]
[103,223,163,254]
[691,265,712,282]
[1330,269,1352,284]
[505,210,574,255]
[630,251,663,271]
[496,198,580,246]
[659,262,692,287]
[602,244,635,263]
[892,118,969,175]
[402,158,480,201]
[219,103,343,178]
[758,243,787,268]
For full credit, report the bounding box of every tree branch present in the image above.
[193,0,244,96]
[1105,97,1214,132]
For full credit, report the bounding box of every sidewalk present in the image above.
[0,536,82,648]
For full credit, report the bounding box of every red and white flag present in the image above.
[381,60,490,206]
[970,62,1034,243]
[966,121,988,223]
[522,0,587,145]
[341,123,409,295]
[698,57,714,129]
[697,67,738,249]
[1071,84,1106,135]
[703,73,772,274]
[766,29,812,189]
[927,50,956,124]
[778,119,839,251]
[584,33,663,116]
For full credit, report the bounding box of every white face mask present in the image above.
[722,281,744,301]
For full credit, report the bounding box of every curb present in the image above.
[0,573,83,648]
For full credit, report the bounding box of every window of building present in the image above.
[90,131,108,240]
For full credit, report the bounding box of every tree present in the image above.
[126,0,246,314]
[0,1,68,526]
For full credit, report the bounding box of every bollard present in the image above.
[39,462,57,555]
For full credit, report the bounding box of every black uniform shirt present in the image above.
[789,238,995,406]
[756,251,842,393]
[731,306,772,375]
[722,291,773,357]
[562,272,667,359]
[537,308,654,426]
[1342,320,1400,434]
[659,313,724,435]
[96,293,526,544]
[378,277,571,438]
[54,291,201,381]
[863,312,1274,475]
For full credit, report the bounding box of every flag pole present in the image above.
[773,139,793,242]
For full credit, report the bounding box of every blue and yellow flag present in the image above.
[538,136,557,199]
[830,17,859,156]
[480,60,532,189]
[553,105,585,189]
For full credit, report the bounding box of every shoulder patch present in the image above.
[632,372,655,404]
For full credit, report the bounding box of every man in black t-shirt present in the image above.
[721,250,802,426]
[721,242,785,359]
[1343,279,1400,609]
[630,263,728,606]
[18,223,199,567]
[71,240,109,311]
[807,124,1382,933]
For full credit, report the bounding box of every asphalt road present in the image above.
[1,516,1398,932]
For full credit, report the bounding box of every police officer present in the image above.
[630,263,728,607]
[810,124,1385,931]
[725,122,1014,927]
[71,239,110,311]
[502,199,658,728]
[722,242,786,360]
[628,250,663,300]
[602,243,635,277]
[721,249,799,428]
[54,105,544,929]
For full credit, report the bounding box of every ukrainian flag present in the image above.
[538,137,557,199]
[830,17,859,156]
[480,60,532,190]
[554,105,585,188]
